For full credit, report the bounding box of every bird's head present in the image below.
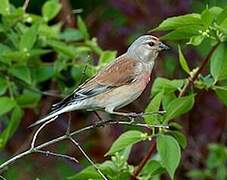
[127,35,169,62]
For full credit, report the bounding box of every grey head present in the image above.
[127,35,169,62]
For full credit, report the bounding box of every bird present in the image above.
[30,35,169,127]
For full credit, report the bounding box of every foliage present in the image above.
[0,0,115,150]
[187,144,227,180]
[1,1,227,180]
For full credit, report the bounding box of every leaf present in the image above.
[100,51,117,64]
[77,16,89,40]
[105,130,148,156]
[145,92,163,125]
[153,13,202,31]
[151,77,184,96]
[217,7,227,24]
[0,97,16,116]
[60,28,83,42]
[215,87,227,106]
[0,77,7,95]
[164,94,195,123]
[0,0,10,15]
[161,25,203,41]
[33,65,54,82]
[19,24,38,51]
[157,134,181,179]
[42,0,62,22]
[187,35,204,46]
[0,106,23,149]
[169,131,187,149]
[16,90,41,108]
[141,160,165,177]
[178,45,190,74]
[210,44,227,81]
[9,65,32,84]
[47,40,77,58]
[201,8,214,28]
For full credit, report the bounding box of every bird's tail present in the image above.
[28,108,67,128]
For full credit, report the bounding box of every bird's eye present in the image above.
[148,42,154,47]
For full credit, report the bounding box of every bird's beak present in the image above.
[159,43,170,50]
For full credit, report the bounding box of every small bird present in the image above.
[30,35,169,127]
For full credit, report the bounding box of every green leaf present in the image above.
[100,51,117,64]
[77,16,89,40]
[0,0,10,15]
[164,94,195,123]
[169,131,187,149]
[0,77,7,95]
[9,65,32,84]
[215,87,227,106]
[152,77,184,96]
[157,134,181,179]
[60,28,83,42]
[216,7,227,24]
[201,8,214,28]
[153,13,202,31]
[16,90,41,108]
[0,106,23,149]
[210,44,227,81]
[141,160,165,177]
[0,97,16,116]
[33,65,54,82]
[105,130,148,156]
[187,35,204,46]
[47,40,77,58]
[161,25,203,41]
[145,92,163,125]
[178,45,190,74]
[42,0,62,22]
[19,24,38,51]
[186,170,207,179]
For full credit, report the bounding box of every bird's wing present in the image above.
[51,55,139,111]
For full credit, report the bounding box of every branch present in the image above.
[0,119,166,172]
[23,0,30,11]
[131,42,220,178]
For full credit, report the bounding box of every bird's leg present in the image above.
[66,112,72,135]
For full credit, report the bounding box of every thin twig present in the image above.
[0,119,164,171]
[30,116,58,149]
[35,149,78,163]
[23,0,30,11]
[68,136,108,180]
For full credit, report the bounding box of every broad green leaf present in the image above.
[169,131,187,149]
[153,13,202,31]
[210,44,227,81]
[162,93,177,110]
[0,77,7,95]
[140,160,165,177]
[16,90,41,108]
[152,77,184,96]
[186,170,207,179]
[178,45,190,74]
[47,40,77,58]
[215,87,227,106]
[33,65,54,82]
[145,92,163,125]
[0,106,23,149]
[187,35,204,46]
[71,64,84,82]
[164,94,195,123]
[100,51,117,64]
[0,97,16,116]
[9,65,32,84]
[157,135,181,179]
[216,7,227,24]
[0,0,10,15]
[201,8,214,28]
[19,24,38,51]
[77,16,89,40]
[3,51,27,62]
[38,24,60,39]
[161,25,203,41]
[60,28,83,42]
[42,0,62,22]
[105,130,148,156]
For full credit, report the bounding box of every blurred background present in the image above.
[1,0,227,179]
